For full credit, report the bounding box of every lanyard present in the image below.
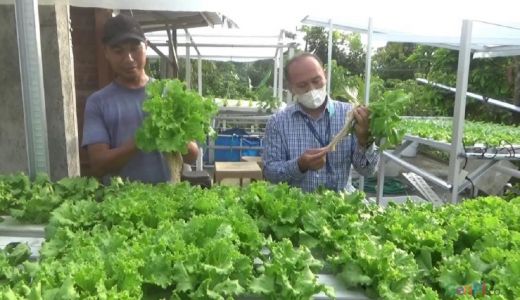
[303,116,330,148]
[302,114,337,189]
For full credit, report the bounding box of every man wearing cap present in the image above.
[82,14,198,184]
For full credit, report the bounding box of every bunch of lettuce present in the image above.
[136,79,218,154]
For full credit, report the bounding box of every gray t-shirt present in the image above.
[82,81,170,184]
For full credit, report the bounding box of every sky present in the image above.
[144,0,520,61]
[189,0,520,32]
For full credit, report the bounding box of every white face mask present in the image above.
[296,86,327,109]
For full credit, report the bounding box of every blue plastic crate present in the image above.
[210,128,262,162]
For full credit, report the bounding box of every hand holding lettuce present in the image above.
[136,79,218,183]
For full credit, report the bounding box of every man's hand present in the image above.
[297,147,329,173]
[182,141,199,165]
[352,106,371,147]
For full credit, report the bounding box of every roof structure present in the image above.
[123,10,236,33]
[301,16,520,58]
[146,27,298,62]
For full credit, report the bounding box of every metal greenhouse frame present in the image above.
[302,16,520,203]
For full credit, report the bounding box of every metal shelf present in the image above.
[0,216,45,238]
[377,135,519,204]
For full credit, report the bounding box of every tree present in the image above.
[301,26,366,76]
[372,42,417,80]
[514,58,520,124]
[404,46,517,124]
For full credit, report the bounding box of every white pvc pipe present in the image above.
[416,78,520,113]
[277,32,284,102]
[364,17,373,106]
[273,57,278,97]
[196,147,203,171]
[327,19,333,94]
[495,164,520,178]
[359,17,373,193]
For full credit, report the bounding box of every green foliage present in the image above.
[301,26,366,76]
[145,59,161,79]
[349,75,386,104]
[368,89,412,149]
[136,79,218,154]
[404,46,517,124]
[386,79,447,116]
[326,60,352,101]
[373,42,417,80]
[251,239,333,300]
[0,173,100,224]
[251,71,281,113]
[399,118,520,147]
[3,174,520,299]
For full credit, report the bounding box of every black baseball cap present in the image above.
[102,14,146,46]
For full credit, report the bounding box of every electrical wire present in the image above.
[465,176,476,197]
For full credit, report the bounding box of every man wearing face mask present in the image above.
[262,53,379,192]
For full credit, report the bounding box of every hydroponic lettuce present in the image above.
[0,173,100,223]
[368,89,411,149]
[329,88,411,151]
[135,79,218,183]
[3,175,520,299]
[136,79,218,154]
[250,238,334,300]
[399,118,520,148]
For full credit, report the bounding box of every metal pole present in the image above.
[277,32,284,102]
[359,17,373,193]
[166,26,178,78]
[185,34,191,89]
[416,78,520,113]
[198,56,202,95]
[286,46,295,103]
[15,0,50,178]
[364,17,373,106]
[457,160,498,193]
[196,147,203,171]
[384,151,452,190]
[158,42,296,48]
[495,164,520,178]
[448,20,473,203]
[327,19,333,94]
[273,57,278,98]
[376,151,386,205]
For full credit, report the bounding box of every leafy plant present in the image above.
[136,79,218,154]
[329,88,411,151]
[0,173,100,224]
[3,175,520,299]
[136,79,218,182]
[250,239,334,299]
[399,118,520,147]
[368,89,412,149]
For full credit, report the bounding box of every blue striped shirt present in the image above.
[262,98,379,192]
